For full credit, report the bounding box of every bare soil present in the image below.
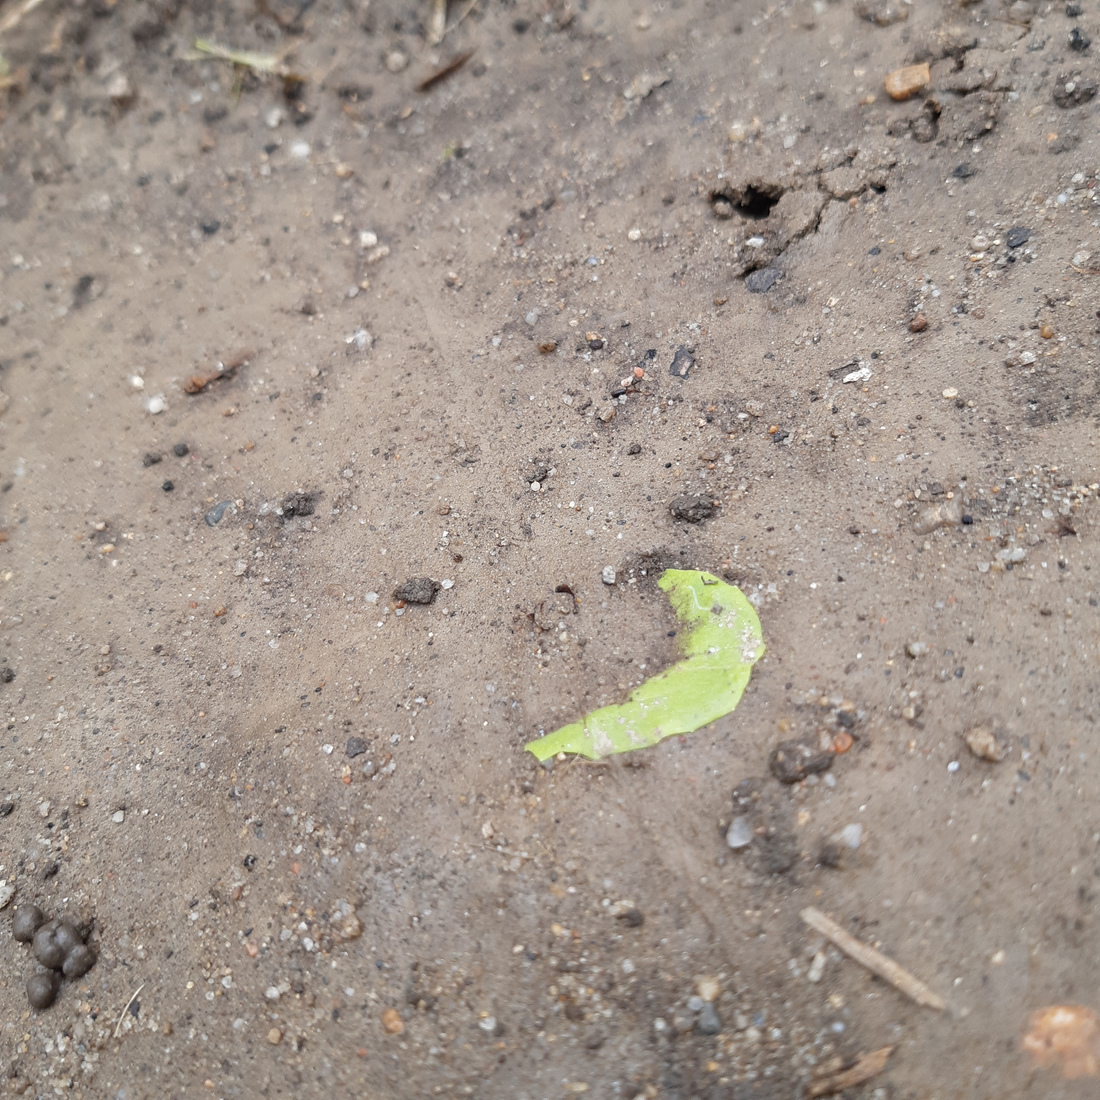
[1,0,1099,1096]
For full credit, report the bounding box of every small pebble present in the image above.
[1006,227,1031,249]
[696,1002,722,1035]
[162,480,174,492]
[909,313,928,333]
[525,309,539,325]
[906,641,929,658]
[726,815,753,849]
[112,810,125,824]
[913,498,961,534]
[964,726,1007,762]
[807,950,827,983]
[1069,26,1091,50]
[601,565,616,585]
[0,882,14,910]
[697,976,721,1003]
[840,823,863,850]
[385,50,409,73]
[1040,324,1054,339]
[668,495,715,523]
[770,739,833,783]
[947,760,960,773]
[393,577,440,605]
[382,1007,405,1034]
[628,227,642,241]
[942,387,958,399]
[145,394,167,415]
[267,1027,283,1045]
[884,62,930,100]
[687,995,705,1012]
[745,267,782,293]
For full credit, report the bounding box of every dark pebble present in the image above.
[668,346,695,379]
[26,970,60,1011]
[1069,26,1091,50]
[1066,0,1082,12]
[769,738,834,783]
[200,220,220,236]
[696,1002,722,1035]
[204,500,232,527]
[12,904,47,943]
[40,861,59,881]
[394,577,440,605]
[243,854,258,870]
[962,514,974,525]
[627,443,642,455]
[162,480,174,492]
[835,709,856,729]
[585,1029,607,1050]
[1053,72,1097,106]
[746,266,783,293]
[1006,227,1031,248]
[953,162,975,179]
[0,667,13,683]
[868,246,881,256]
[819,841,843,868]
[282,491,319,517]
[617,907,645,927]
[772,430,790,444]
[668,495,715,523]
[202,105,228,124]
[346,736,367,758]
[0,800,13,816]
[172,443,189,457]
[142,453,162,467]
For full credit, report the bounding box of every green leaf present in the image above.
[193,38,289,75]
[525,569,764,761]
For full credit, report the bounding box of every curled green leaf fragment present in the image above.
[525,569,764,761]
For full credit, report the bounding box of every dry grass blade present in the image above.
[806,1046,894,1098]
[193,38,293,77]
[427,0,447,45]
[0,0,46,39]
[113,983,146,1039]
[800,907,946,1011]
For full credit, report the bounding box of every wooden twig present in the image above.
[800,907,945,1011]
[113,983,146,1039]
[807,1046,894,1098]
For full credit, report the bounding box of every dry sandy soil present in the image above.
[1,0,1100,1096]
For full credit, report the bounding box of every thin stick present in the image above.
[113,983,146,1038]
[800,907,945,1011]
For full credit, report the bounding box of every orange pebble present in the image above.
[833,731,854,754]
[1040,324,1054,339]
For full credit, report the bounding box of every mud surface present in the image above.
[1,0,1099,1095]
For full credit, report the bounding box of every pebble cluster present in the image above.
[12,903,97,1010]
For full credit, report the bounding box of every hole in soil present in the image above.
[733,185,782,219]
[710,179,785,221]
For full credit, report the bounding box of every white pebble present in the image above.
[440,579,454,589]
[478,1015,497,1032]
[622,958,635,974]
[290,140,311,160]
[112,810,125,824]
[947,760,960,773]
[840,823,862,849]
[0,882,15,910]
[807,950,826,983]
[726,815,753,849]
[264,106,284,129]
[628,227,642,241]
[525,309,539,325]
[145,394,167,415]
[265,986,281,1000]
[602,565,616,585]
[359,230,378,250]
[322,744,334,755]
[129,375,145,389]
